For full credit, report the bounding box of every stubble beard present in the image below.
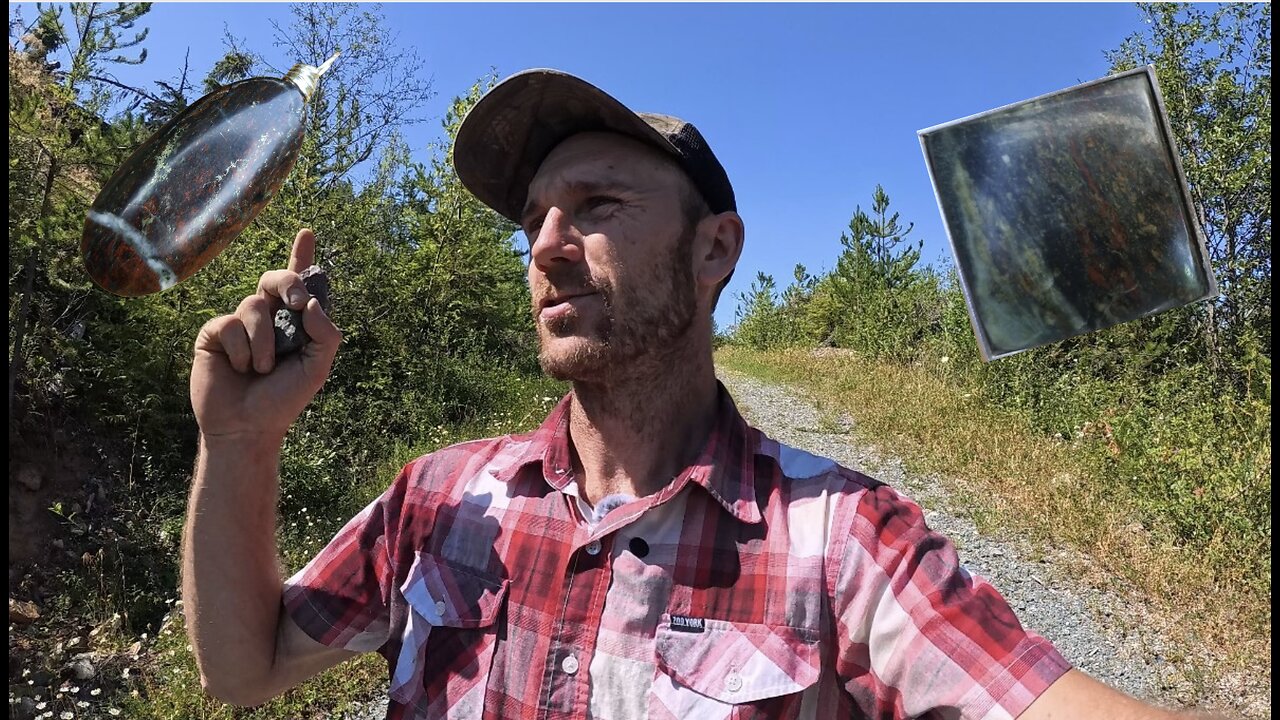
[535,227,698,383]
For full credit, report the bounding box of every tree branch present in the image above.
[60,71,164,103]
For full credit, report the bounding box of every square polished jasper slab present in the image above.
[919,67,1216,360]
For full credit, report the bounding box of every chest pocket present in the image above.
[650,615,821,719]
[392,551,508,718]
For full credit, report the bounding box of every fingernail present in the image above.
[288,289,308,307]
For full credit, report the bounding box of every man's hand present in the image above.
[190,228,341,445]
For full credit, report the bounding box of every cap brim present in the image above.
[454,69,677,223]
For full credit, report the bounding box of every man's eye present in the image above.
[584,196,620,212]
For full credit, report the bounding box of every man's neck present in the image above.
[567,344,719,506]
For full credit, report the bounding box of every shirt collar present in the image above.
[494,381,763,524]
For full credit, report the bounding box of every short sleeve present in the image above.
[831,483,1071,719]
[282,463,412,654]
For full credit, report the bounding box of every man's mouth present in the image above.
[540,291,597,309]
[539,292,598,320]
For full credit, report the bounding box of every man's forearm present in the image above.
[182,435,286,705]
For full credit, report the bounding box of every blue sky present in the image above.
[16,2,1149,327]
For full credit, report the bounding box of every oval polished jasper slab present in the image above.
[81,55,337,296]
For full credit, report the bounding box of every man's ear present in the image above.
[694,210,745,292]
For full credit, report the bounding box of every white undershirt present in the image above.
[563,479,636,531]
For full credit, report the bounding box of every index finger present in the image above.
[288,228,316,273]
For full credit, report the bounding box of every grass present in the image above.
[717,345,1270,713]
[124,622,389,719]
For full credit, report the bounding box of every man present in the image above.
[183,69,1216,719]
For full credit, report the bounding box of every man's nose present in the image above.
[530,206,583,272]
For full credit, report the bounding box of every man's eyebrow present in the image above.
[521,179,630,225]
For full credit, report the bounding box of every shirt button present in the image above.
[725,673,742,693]
[561,654,579,675]
[585,540,602,556]
[628,537,649,558]
[434,600,446,615]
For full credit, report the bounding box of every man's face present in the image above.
[521,132,700,382]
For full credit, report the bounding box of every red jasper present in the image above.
[81,54,337,296]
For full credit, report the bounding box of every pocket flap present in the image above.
[654,616,820,704]
[400,551,508,628]
[391,552,507,707]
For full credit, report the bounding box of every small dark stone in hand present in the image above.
[273,265,331,358]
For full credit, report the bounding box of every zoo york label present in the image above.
[670,615,706,633]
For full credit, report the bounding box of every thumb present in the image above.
[297,297,341,387]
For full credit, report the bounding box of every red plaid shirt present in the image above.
[283,385,1070,719]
